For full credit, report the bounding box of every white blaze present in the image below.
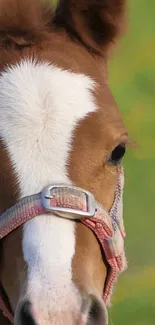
[0,60,97,319]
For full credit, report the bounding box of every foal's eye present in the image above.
[109,144,126,165]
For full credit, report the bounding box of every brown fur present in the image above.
[54,0,126,55]
[0,141,19,214]
[0,312,10,325]
[0,0,127,323]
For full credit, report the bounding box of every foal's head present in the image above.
[0,0,128,324]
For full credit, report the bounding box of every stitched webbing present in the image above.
[0,194,44,239]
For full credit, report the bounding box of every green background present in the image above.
[109,1,155,324]
[52,1,155,324]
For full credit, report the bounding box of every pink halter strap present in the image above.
[0,173,127,323]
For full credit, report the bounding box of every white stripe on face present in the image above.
[0,60,97,320]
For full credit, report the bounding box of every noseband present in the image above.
[0,169,127,323]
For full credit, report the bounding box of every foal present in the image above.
[0,0,128,324]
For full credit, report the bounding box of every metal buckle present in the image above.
[41,184,96,219]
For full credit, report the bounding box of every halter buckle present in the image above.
[41,184,96,219]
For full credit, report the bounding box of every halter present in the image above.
[0,170,127,323]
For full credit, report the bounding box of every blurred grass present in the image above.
[109,1,155,324]
[51,1,155,324]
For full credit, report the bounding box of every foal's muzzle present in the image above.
[18,295,108,325]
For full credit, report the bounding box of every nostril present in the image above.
[87,295,108,325]
[20,301,36,325]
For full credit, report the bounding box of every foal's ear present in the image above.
[53,0,126,56]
